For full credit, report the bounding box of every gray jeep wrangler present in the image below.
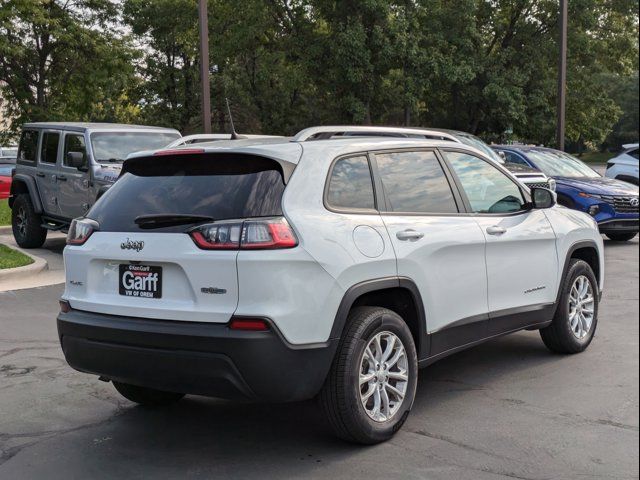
[10,123,180,248]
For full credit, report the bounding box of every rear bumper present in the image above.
[598,218,639,234]
[57,309,338,402]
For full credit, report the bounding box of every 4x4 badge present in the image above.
[121,239,145,252]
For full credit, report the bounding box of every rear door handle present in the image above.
[56,175,67,182]
[486,226,507,236]
[36,173,45,178]
[396,229,424,241]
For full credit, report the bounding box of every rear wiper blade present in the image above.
[134,214,214,229]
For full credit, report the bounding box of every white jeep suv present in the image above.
[59,134,604,444]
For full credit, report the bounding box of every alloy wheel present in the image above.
[359,331,409,422]
[569,275,595,339]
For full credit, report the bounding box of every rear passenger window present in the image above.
[376,151,458,214]
[630,149,639,160]
[327,156,376,210]
[40,132,60,164]
[18,130,39,162]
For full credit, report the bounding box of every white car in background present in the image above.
[605,143,639,186]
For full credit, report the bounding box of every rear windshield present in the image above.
[88,154,286,232]
[90,132,181,163]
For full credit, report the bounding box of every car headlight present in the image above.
[578,192,602,199]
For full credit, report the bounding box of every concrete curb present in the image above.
[0,243,48,282]
[0,225,11,235]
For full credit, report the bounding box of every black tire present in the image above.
[319,306,418,444]
[112,381,185,406]
[605,232,637,242]
[540,259,599,354]
[11,194,47,249]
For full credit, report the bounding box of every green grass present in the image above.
[0,244,33,270]
[576,151,614,164]
[0,200,10,226]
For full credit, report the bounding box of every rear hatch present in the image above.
[63,151,291,322]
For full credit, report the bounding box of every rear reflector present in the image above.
[59,300,71,313]
[229,318,270,331]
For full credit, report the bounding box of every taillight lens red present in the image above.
[229,317,270,331]
[67,218,99,246]
[190,220,243,250]
[153,148,205,156]
[189,217,297,250]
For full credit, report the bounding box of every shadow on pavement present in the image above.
[34,332,560,478]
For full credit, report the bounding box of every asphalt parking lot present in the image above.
[0,237,638,480]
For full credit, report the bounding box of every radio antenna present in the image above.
[226,98,246,140]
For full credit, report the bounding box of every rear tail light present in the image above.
[229,317,270,331]
[67,218,99,245]
[189,217,297,250]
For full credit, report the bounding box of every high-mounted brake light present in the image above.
[153,148,205,156]
[229,317,270,331]
[189,217,298,250]
[67,218,99,246]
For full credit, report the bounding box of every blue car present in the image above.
[493,146,639,242]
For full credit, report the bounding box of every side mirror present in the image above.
[531,187,557,209]
[66,151,87,171]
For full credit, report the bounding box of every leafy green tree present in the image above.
[123,0,201,132]
[0,0,139,134]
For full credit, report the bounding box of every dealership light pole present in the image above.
[556,0,568,151]
[198,0,212,133]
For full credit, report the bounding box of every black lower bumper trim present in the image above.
[598,219,639,234]
[58,309,338,402]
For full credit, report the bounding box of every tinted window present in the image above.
[18,130,39,162]
[526,150,599,178]
[376,151,458,214]
[63,134,87,167]
[504,151,528,166]
[89,155,287,232]
[327,156,375,210]
[90,132,181,163]
[629,149,639,160]
[445,151,525,214]
[40,132,60,164]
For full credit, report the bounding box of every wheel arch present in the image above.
[557,241,602,305]
[9,174,43,213]
[330,277,428,359]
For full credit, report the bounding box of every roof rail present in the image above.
[292,126,459,143]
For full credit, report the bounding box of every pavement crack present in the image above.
[408,429,512,462]
[0,405,126,466]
